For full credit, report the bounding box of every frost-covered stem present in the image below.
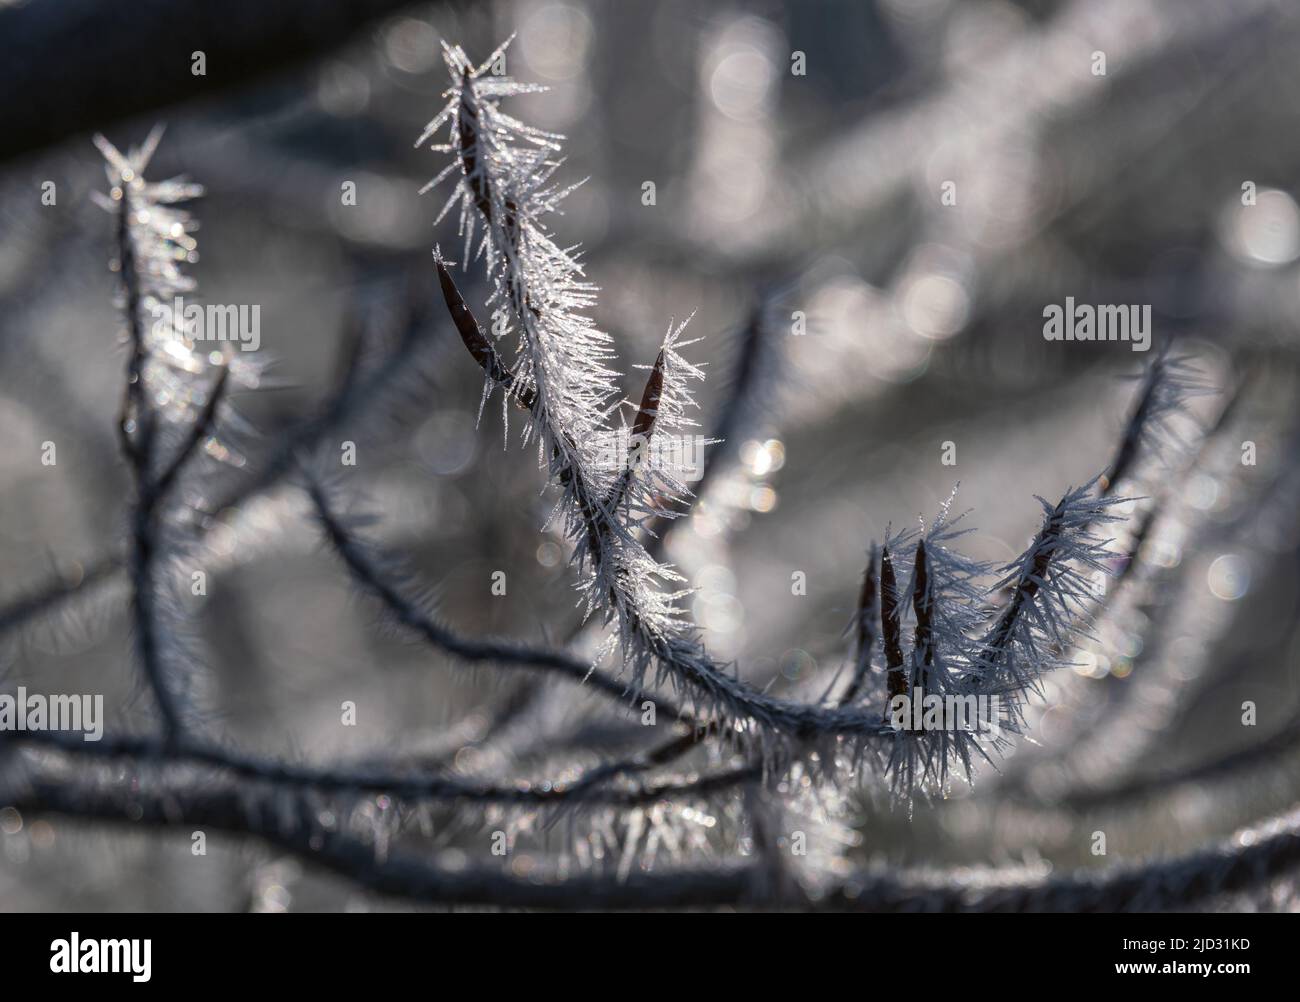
[824,808,1300,911]
[310,458,1121,752]
[2,320,366,642]
[1052,708,1300,810]
[9,727,749,808]
[433,257,630,579]
[449,99,612,568]
[316,463,902,743]
[447,63,622,542]
[1101,344,1208,494]
[115,185,152,472]
[643,298,776,558]
[559,449,612,572]
[128,506,180,741]
[423,45,1143,785]
[1102,351,1166,493]
[301,472,1134,748]
[10,773,765,909]
[97,128,216,742]
[147,366,229,509]
[15,756,1298,910]
[433,47,782,744]
[0,553,119,637]
[982,504,1065,667]
[456,68,517,239]
[1108,371,1244,595]
[112,183,181,741]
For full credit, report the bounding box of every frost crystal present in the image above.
[420,39,712,696]
[869,483,1134,800]
[93,127,220,442]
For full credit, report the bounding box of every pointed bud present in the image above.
[436,256,535,411]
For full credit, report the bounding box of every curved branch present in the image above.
[305,475,689,722]
[7,729,757,809]
[12,766,1299,911]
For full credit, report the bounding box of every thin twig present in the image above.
[837,544,877,706]
[304,476,687,722]
[6,728,753,808]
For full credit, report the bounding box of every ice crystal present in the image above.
[833,482,1137,801]
[419,39,712,697]
[93,127,258,484]
[93,128,216,431]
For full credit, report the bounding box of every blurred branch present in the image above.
[11,760,1299,910]
[305,474,691,722]
[0,0,421,163]
[1050,708,1300,811]
[6,729,754,809]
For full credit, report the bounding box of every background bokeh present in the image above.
[1,0,1299,910]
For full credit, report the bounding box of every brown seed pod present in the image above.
[435,256,536,412]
